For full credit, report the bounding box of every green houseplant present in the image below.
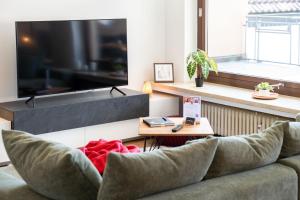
[186,50,218,87]
[255,82,284,96]
[255,82,274,96]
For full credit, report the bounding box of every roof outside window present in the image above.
[249,0,300,14]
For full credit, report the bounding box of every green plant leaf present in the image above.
[187,63,196,79]
[256,82,273,91]
[200,50,208,59]
[186,49,218,80]
[202,62,210,79]
[208,58,218,74]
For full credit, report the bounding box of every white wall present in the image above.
[165,0,185,82]
[207,0,248,57]
[0,0,166,100]
[185,0,198,81]
[165,0,197,82]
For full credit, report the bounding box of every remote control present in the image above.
[172,124,183,132]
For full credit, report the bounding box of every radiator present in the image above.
[201,101,291,136]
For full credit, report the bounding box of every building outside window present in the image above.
[207,0,300,83]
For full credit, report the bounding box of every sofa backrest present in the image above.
[296,114,300,122]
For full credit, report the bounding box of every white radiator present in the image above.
[201,101,290,136]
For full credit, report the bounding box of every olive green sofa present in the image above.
[1,115,300,200]
[0,160,298,200]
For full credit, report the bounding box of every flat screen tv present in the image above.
[16,19,128,98]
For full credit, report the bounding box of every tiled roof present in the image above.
[249,0,300,14]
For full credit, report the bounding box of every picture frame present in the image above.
[154,63,174,83]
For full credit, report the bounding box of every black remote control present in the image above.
[172,124,183,132]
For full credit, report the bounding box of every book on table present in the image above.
[143,117,175,127]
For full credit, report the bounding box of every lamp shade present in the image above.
[143,81,153,94]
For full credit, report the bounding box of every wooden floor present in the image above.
[124,139,146,148]
[124,138,156,149]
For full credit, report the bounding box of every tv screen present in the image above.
[16,19,128,98]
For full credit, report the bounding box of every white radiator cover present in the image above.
[202,101,291,136]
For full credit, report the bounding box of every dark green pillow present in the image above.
[205,121,286,179]
[97,138,218,200]
[2,130,102,200]
[280,122,300,158]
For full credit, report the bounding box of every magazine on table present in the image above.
[143,117,175,127]
[183,96,201,123]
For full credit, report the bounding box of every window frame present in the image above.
[198,1,300,98]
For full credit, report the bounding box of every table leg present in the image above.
[149,137,159,151]
[149,137,156,151]
[143,137,147,152]
[156,136,165,149]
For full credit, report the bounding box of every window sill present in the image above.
[152,82,300,119]
[218,60,300,84]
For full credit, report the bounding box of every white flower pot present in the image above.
[258,89,270,96]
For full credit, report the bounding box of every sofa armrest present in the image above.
[0,172,50,200]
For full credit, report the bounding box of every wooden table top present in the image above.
[139,117,214,136]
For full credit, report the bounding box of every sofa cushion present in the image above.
[139,163,297,200]
[280,122,300,157]
[0,172,50,200]
[278,154,300,200]
[205,121,285,179]
[296,114,300,122]
[2,130,101,200]
[97,138,218,200]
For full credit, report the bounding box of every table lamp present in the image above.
[143,81,153,95]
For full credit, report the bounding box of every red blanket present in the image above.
[80,139,140,174]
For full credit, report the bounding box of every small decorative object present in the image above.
[256,82,273,96]
[142,81,153,95]
[183,96,201,124]
[185,117,196,125]
[154,63,174,83]
[252,82,284,100]
[186,50,218,87]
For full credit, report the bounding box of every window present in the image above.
[246,14,300,66]
[200,0,300,97]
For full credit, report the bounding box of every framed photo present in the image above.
[154,63,174,83]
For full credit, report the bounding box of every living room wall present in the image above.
[165,0,197,82]
[0,0,166,101]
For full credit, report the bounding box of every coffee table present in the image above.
[139,117,214,151]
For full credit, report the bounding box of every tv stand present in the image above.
[0,89,149,135]
[25,96,36,108]
[110,86,126,96]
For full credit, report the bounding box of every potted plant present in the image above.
[255,82,274,96]
[186,50,218,87]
